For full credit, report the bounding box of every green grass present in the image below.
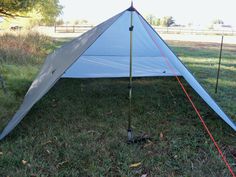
[0,35,235,176]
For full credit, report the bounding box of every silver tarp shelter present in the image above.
[1,6,235,140]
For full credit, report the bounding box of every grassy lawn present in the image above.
[0,33,235,176]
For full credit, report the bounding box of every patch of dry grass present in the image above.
[0,33,54,65]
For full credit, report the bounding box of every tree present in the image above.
[36,0,63,25]
[161,16,175,27]
[81,20,88,24]
[213,19,224,25]
[146,14,155,25]
[155,18,161,26]
[146,14,161,26]
[0,0,62,25]
[145,15,175,27]
[74,20,80,25]
[0,0,36,17]
[56,19,64,26]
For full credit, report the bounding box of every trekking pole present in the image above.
[127,1,134,142]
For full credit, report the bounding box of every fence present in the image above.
[153,27,236,36]
[54,25,94,33]
[54,25,236,36]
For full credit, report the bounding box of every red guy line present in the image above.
[138,15,235,177]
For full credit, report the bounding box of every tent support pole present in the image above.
[127,3,134,142]
[215,35,224,94]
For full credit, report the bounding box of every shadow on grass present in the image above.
[1,78,235,176]
[0,38,236,176]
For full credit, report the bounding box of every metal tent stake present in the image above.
[215,35,224,94]
[127,4,134,142]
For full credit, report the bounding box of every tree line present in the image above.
[0,1,227,28]
[146,15,175,27]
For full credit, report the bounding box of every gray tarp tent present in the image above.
[0,6,235,140]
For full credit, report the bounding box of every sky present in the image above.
[59,0,236,27]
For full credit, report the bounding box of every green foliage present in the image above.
[0,0,62,25]
[155,18,161,26]
[161,16,175,27]
[146,15,175,27]
[146,14,155,25]
[56,19,64,26]
[0,0,36,17]
[146,14,161,26]
[36,0,63,25]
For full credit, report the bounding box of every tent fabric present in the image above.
[62,56,180,78]
[0,11,124,140]
[82,11,162,57]
[0,7,235,140]
[136,14,236,131]
[62,11,180,78]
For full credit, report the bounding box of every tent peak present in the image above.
[127,1,136,11]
